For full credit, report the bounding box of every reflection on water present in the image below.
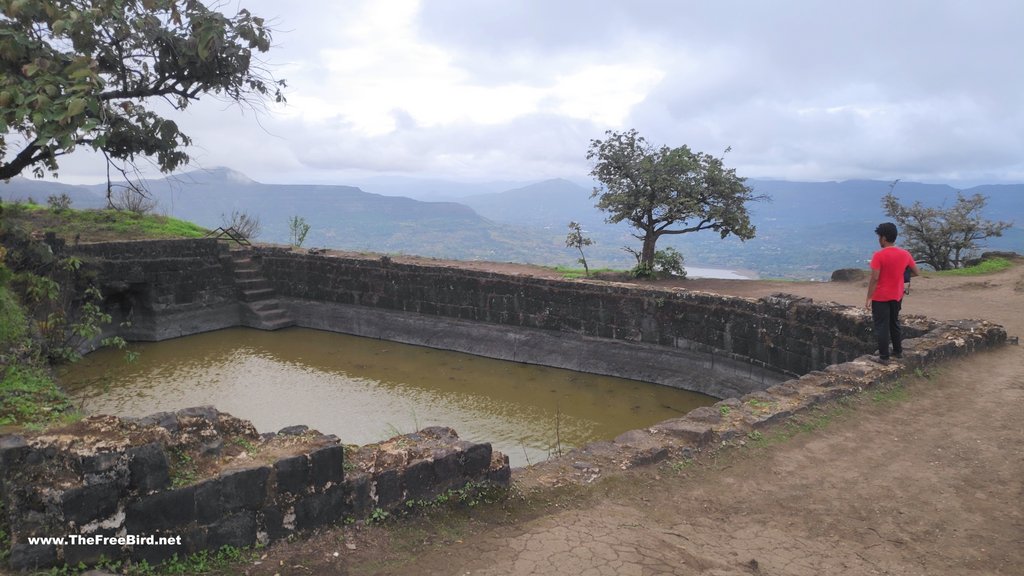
[59,327,715,467]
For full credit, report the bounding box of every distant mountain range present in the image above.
[3,168,1022,279]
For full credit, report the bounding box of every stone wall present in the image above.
[70,239,240,342]
[0,408,509,571]
[537,316,1007,484]
[254,248,929,378]
[3,239,1008,571]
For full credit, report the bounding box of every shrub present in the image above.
[46,193,72,212]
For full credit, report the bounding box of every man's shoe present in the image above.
[872,355,890,364]
[893,352,903,359]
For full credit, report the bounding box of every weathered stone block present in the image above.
[0,434,30,472]
[220,467,270,510]
[683,406,722,424]
[653,419,715,447]
[126,486,195,533]
[294,485,345,530]
[195,466,269,523]
[431,449,461,490]
[9,540,58,571]
[176,405,219,423]
[207,511,257,549]
[259,506,290,541]
[63,529,123,566]
[61,480,121,527]
[76,450,122,475]
[459,442,492,477]
[403,459,436,500]
[277,425,309,436]
[626,446,669,467]
[127,442,170,493]
[309,444,344,488]
[373,468,402,509]
[274,454,309,496]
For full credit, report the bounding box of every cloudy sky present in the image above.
[39,0,1024,186]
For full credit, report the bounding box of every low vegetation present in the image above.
[1,202,207,243]
[0,364,77,429]
[927,256,1013,277]
[0,282,78,429]
[551,265,619,279]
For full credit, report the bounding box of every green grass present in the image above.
[2,203,207,242]
[0,285,27,351]
[0,283,79,429]
[57,209,207,240]
[871,380,909,404]
[157,545,255,575]
[929,257,1013,277]
[0,365,77,428]
[551,265,620,279]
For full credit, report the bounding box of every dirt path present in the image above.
[246,264,1024,576]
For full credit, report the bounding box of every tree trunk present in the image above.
[640,233,659,271]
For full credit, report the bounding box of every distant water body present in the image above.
[686,267,755,280]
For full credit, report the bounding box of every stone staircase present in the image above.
[229,249,295,331]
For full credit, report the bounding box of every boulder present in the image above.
[830,268,869,282]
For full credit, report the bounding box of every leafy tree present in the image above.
[0,0,285,190]
[883,182,1012,270]
[564,220,593,277]
[587,129,761,277]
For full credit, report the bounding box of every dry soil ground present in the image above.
[226,262,1024,576]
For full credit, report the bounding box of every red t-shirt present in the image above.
[870,246,914,301]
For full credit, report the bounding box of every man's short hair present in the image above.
[875,222,898,242]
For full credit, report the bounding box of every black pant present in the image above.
[871,300,903,359]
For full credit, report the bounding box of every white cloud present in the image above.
[15,0,1024,187]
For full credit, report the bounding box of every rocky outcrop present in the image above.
[830,268,869,282]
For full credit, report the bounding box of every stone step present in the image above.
[240,288,275,302]
[255,308,289,321]
[249,298,283,312]
[234,268,261,279]
[258,317,295,331]
[235,278,269,291]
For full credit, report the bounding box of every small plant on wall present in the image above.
[288,215,311,247]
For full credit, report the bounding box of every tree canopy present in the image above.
[587,129,760,275]
[883,184,1012,270]
[0,0,285,183]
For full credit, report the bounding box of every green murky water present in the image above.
[59,327,715,467]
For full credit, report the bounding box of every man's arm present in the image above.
[865,269,880,309]
[908,260,920,277]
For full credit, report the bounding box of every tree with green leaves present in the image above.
[883,182,1012,270]
[587,129,761,277]
[0,0,285,196]
[565,220,593,277]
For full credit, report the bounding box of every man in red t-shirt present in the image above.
[865,222,919,363]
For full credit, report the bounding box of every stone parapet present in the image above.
[254,248,934,376]
[517,317,1007,485]
[0,408,508,571]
